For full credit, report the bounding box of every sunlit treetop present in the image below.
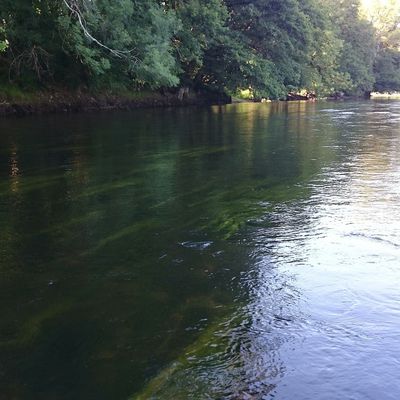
[361,0,400,47]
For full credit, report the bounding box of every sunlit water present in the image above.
[0,101,399,399]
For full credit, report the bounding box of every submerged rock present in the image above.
[179,241,213,250]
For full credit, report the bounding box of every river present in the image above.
[0,101,399,399]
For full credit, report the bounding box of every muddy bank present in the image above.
[0,89,231,117]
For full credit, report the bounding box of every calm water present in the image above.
[0,101,400,399]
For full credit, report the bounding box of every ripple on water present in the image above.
[209,103,400,399]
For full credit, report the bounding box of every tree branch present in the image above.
[62,0,139,63]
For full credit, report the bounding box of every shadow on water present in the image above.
[0,101,400,399]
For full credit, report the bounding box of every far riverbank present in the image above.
[0,88,231,118]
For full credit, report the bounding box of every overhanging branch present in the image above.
[62,0,139,63]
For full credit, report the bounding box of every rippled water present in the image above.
[0,101,399,399]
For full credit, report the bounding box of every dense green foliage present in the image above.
[365,0,400,92]
[0,0,400,98]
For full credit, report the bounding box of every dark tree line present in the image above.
[0,0,399,98]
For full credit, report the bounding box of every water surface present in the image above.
[0,101,399,399]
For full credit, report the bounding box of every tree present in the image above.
[323,0,376,96]
[59,0,181,87]
[0,0,63,81]
[361,0,400,92]
[0,0,396,96]
[225,0,312,97]
[374,48,400,91]
[162,0,226,78]
[300,0,352,95]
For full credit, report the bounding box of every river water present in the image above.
[0,101,399,399]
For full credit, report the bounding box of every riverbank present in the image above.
[0,88,231,117]
[370,91,400,99]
